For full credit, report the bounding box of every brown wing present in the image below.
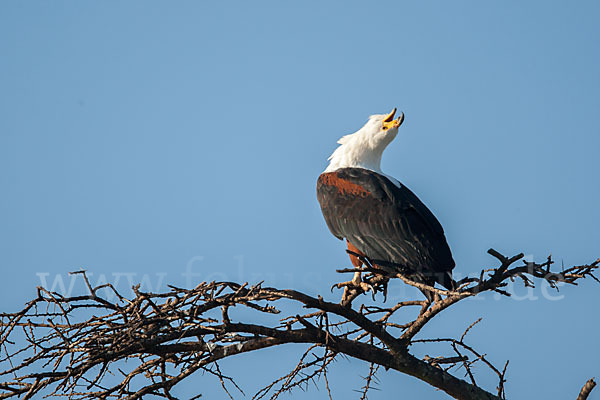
[316,167,455,289]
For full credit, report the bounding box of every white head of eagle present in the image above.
[316,108,455,300]
[325,108,404,174]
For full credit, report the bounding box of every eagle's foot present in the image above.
[331,271,374,304]
[364,273,389,302]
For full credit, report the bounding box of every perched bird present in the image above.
[316,108,455,300]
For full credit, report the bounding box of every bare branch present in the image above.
[0,250,596,400]
[577,378,596,400]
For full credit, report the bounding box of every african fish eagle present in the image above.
[316,108,455,299]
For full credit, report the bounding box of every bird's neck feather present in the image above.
[324,134,387,173]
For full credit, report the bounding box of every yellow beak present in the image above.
[382,108,405,130]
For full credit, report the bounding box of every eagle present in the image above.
[316,108,455,300]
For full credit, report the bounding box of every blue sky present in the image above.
[1,1,598,398]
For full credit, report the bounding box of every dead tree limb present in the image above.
[0,249,597,399]
[577,378,597,400]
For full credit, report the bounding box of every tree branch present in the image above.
[0,250,596,399]
[577,378,597,400]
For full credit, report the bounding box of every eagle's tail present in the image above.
[438,271,456,291]
[414,270,456,302]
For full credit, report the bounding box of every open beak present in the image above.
[382,108,404,130]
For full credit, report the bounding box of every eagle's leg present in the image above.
[332,241,374,303]
[345,242,391,301]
